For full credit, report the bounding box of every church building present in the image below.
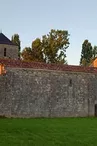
[0,33,18,59]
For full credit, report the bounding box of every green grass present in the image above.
[0,118,97,146]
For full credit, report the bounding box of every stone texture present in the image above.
[0,44,18,59]
[0,67,97,118]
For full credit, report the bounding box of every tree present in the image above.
[21,47,33,61]
[21,29,69,64]
[11,34,21,58]
[21,39,44,62]
[32,38,44,62]
[42,29,69,64]
[80,40,93,66]
[92,46,97,59]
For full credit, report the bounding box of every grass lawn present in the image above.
[0,118,97,146]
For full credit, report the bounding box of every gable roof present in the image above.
[0,33,18,46]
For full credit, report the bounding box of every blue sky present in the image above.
[0,0,97,65]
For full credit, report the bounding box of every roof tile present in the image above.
[0,33,18,46]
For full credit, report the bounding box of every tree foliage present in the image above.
[42,29,69,64]
[92,46,97,59]
[21,29,69,64]
[11,34,21,58]
[21,47,33,61]
[32,38,44,62]
[21,39,44,62]
[80,40,93,66]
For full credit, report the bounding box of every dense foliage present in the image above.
[21,29,69,64]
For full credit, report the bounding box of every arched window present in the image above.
[4,48,6,57]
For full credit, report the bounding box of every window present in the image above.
[4,48,6,57]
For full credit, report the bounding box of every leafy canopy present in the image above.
[21,29,70,64]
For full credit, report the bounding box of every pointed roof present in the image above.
[0,33,18,46]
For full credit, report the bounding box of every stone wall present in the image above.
[0,67,97,118]
[0,44,18,59]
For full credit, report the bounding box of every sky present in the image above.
[0,0,97,65]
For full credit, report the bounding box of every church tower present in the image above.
[0,33,18,59]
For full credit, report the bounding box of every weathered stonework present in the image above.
[0,67,97,118]
[0,44,18,59]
